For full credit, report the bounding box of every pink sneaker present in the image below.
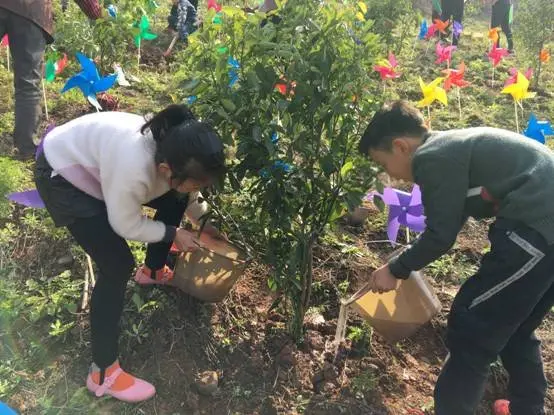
[134,265,174,286]
[493,399,510,415]
[86,361,155,402]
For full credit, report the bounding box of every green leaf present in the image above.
[221,99,237,112]
[340,161,354,177]
[132,292,143,311]
[65,303,78,314]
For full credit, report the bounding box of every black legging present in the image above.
[67,191,187,368]
[491,0,514,51]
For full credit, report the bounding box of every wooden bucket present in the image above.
[170,238,247,303]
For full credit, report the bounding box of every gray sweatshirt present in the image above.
[389,127,554,279]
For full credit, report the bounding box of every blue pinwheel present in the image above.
[418,19,428,40]
[228,56,240,87]
[524,114,554,144]
[107,4,117,18]
[61,53,117,110]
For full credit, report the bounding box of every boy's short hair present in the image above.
[358,100,428,155]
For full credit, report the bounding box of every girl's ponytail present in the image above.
[141,104,196,143]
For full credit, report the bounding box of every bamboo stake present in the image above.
[41,79,49,120]
[86,254,96,286]
[514,100,519,133]
[457,87,462,119]
[81,268,90,310]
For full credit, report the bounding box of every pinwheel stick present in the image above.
[514,100,519,133]
[405,228,411,244]
[41,79,49,120]
[492,66,495,88]
[427,106,432,130]
[457,87,462,119]
[137,41,141,69]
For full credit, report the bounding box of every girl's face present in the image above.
[172,178,212,193]
[158,163,213,193]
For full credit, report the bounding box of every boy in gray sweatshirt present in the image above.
[358,100,554,415]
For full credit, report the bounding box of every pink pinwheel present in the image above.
[369,185,426,244]
[435,41,456,66]
[505,67,533,86]
[488,45,509,68]
[207,0,222,12]
[425,24,438,40]
[373,53,401,80]
[0,35,8,46]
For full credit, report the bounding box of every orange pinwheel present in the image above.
[488,27,501,45]
[540,49,550,64]
[433,19,450,35]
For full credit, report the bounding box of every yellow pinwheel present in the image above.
[501,71,536,133]
[501,72,536,103]
[417,77,448,108]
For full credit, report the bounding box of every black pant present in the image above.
[434,219,554,415]
[0,7,45,156]
[67,192,186,369]
[492,0,514,50]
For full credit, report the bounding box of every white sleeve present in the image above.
[185,191,209,224]
[102,169,167,243]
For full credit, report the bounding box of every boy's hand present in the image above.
[369,264,399,294]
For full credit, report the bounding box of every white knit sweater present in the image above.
[43,111,207,243]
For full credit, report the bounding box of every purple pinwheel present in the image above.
[453,21,463,39]
[370,185,426,244]
[7,124,56,209]
[7,190,45,208]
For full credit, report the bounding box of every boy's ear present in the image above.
[391,137,409,154]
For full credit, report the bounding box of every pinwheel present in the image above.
[488,27,501,46]
[356,1,367,21]
[61,52,117,111]
[228,56,240,87]
[433,19,449,35]
[418,19,428,40]
[523,114,554,144]
[442,62,469,118]
[417,77,447,129]
[134,15,157,67]
[207,0,222,12]
[107,4,117,18]
[452,20,463,45]
[1,34,9,71]
[539,49,550,64]
[373,53,401,87]
[501,71,536,132]
[186,95,197,105]
[113,64,130,87]
[488,45,509,86]
[369,185,426,244]
[435,42,456,67]
[44,54,68,83]
[505,67,532,87]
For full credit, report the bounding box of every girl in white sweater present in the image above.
[35,105,226,402]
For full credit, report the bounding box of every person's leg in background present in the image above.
[500,0,514,52]
[451,0,464,46]
[498,283,554,415]
[0,8,8,39]
[6,12,45,159]
[434,221,554,415]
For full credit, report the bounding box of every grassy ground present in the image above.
[0,4,553,415]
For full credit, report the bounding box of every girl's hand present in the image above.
[174,228,202,252]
